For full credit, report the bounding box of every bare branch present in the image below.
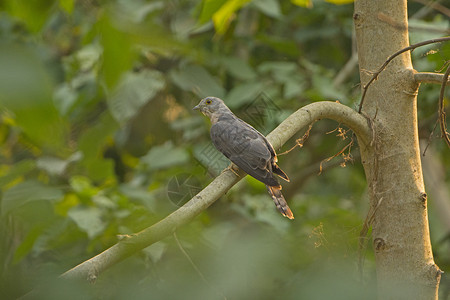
[415,72,450,85]
[358,36,450,113]
[411,0,450,18]
[438,64,450,147]
[61,101,371,281]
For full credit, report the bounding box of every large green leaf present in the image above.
[0,44,67,151]
[170,65,225,98]
[252,0,282,18]
[1,180,63,216]
[225,81,265,108]
[68,206,106,239]
[107,70,165,124]
[0,159,36,188]
[212,0,251,34]
[140,142,189,171]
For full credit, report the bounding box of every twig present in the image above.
[422,119,439,156]
[278,121,316,156]
[411,0,450,18]
[318,135,354,175]
[173,232,227,300]
[438,63,450,147]
[358,36,450,113]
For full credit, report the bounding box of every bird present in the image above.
[193,96,294,219]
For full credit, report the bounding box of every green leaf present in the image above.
[142,241,167,263]
[69,176,98,198]
[59,0,75,14]
[252,0,282,18]
[36,152,82,176]
[98,16,136,88]
[198,0,227,24]
[140,142,189,171]
[68,206,106,239]
[212,0,251,34]
[291,0,312,7]
[3,0,53,32]
[0,44,67,151]
[219,56,256,80]
[225,81,265,108]
[325,0,354,4]
[0,159,36,188]
[170,65,225,98]
[2,181,63,216]
[107,70,165,124]
[13,225,45,263]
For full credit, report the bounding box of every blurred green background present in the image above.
[0,0,449,299]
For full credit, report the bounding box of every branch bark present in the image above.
[415,72,450,85]
[61,101,370,281]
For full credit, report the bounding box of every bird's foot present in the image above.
[222,163,240,177]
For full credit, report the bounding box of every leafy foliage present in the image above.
[0,0,448,299]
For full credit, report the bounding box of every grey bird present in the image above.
[193,96,294,219]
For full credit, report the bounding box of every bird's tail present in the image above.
[272,163,290,182]
[266,185,294,219]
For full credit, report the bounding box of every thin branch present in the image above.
[415,72,450,85]
[173,232,227,300]
[333,52,359,87]
[438,63,450,147]
[358,36,450,113]
[411,0,450,18]
[61,101,371,281]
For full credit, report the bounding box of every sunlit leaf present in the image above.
[291,0,313,8]
[212,0,251,34]
[59,0,75,14]
[0,159,36,188]
[198,0,227,24]
[325,0,354,4]
[70,175,98,198]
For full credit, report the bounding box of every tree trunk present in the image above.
[353,0,442,299]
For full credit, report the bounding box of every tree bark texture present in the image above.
[353,1,441,299]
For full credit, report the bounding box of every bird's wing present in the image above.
[210,118,279,186]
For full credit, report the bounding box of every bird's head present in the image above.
[193,97,230,121]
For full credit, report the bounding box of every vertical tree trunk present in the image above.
[353,0,441,299]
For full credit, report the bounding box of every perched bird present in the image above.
[193,96,294,219]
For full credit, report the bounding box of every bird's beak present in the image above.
[193,104,201,111]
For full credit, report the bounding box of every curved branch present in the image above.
[61,101,371,281]
[358,36,450,113]
[438,65,450,147]
[415,72,450,85]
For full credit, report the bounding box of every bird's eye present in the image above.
[206,99,212,105]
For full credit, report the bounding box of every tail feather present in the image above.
[272,164,290,182]
[266,185,294,219]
